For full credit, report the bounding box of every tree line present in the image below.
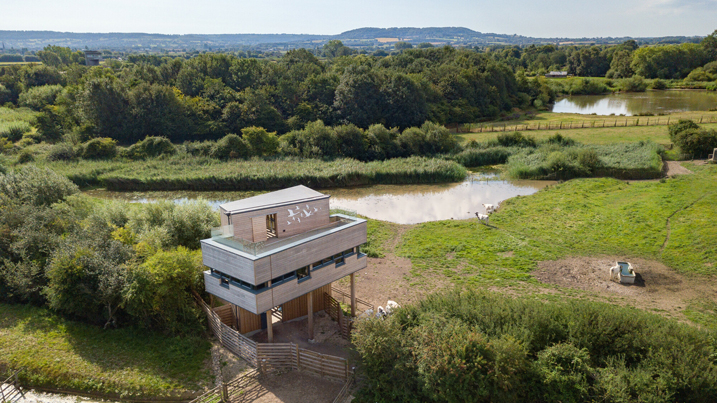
[0,44,553,145]
[486,30,717,80]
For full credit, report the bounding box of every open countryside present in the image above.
[2,13,717,403]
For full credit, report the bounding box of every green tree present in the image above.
[382,73,428,129]
[333,65,384,128]
[322,40,354,58]
[395,42,413,51]
[241,126,279,156]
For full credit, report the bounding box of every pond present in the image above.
[85,174,555,225]
[551,90,717,116]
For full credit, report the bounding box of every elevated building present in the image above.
[201,185,367,341]
[84,50,102,66]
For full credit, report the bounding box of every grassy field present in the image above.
[396,162,717,290]
[459,111,717,146]
[31,156,467,191]
[0,303,212,399]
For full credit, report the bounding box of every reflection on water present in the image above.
[552,90,717,116]
[86,174,554,224]
[328,174,553,224]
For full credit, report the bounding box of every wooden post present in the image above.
[266,309,273,343]
[350,273,356,317]
[307,290,314,340]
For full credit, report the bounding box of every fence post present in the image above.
[700,116,704,123]
[667,117,670,125]
[296,344,300,371]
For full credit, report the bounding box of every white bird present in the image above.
[287,209,299,218]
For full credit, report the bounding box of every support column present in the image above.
[266,309,273,343]
[307,290,314,340]
[350,273,356,317]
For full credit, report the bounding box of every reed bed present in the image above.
[44,156,468,191]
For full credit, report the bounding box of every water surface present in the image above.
[86,174,554,224]
[552,90,717,116]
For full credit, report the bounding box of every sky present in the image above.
[2,0,716,38]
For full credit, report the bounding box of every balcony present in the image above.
[209,214,362,258]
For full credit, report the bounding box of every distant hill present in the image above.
[0,28,702,52]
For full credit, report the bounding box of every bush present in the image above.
[46,142,77,161]
[543,133,576,146]
[183,140,215,156]
[122,136,177,160]
[535,343,593,402]
[211,133,250,159]
[651,78,668,90]
[16,149,34,164]
[567,78,610,95]
[671,128,717,158]
[668,119,700,142]
[0,165,79,206]
[0,122,32,142]
[241,126,279,157]
[18,84,63,110]
[497,131,536,147]
[685,67,715,82]
[619,76,648,92]
[80,137,118,160]
[450,147,517,167]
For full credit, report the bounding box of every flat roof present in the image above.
[220,185,328,214]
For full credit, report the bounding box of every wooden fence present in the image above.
[198,299,350,382]
[461,115,717,134]
[1,368,24,403]
[331,287,374,313]
[324,293,352,340]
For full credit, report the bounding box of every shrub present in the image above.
[122,136,177,160]
[450,147,517,167]
[18,84,63,110]
[211,133,250,159]
[619,76,648,92]
[671,128,717,158]
[668,119,700,142]
[567,78,610,95]
[241,126,279,157]
[535,343,593,402]
[543,133,576,146]
[497,131,536,147]
[183,140,215,156]
[651,78,668,90]
[685,67,715,82]
[0,165,79,206]
[16,149,34,164]
[46,142,77,161]
[0,122,32,142]
[80,137,118,160]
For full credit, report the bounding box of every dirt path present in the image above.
[664,160,693,177]
[230,372,344,403]
[533,256,717,320]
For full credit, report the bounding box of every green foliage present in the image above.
[449,147,517,167]
[79,137,118,159]
[46,142,77,161]
[18,84,63,110]
[353,290,717,403]
[0,121,31,142]
[685,67,715,82]
[210,133,250,159]
[618,75,648,92]
[122,136,177,159]
[241,126,279,156]
[651,78,668,90]
[123,247,206,335]
[497,131,536,147]
[16,149,34,164]
[0,303,211,398]
[669,120,717,157]
[0,165,78,207]
[631,43,709,79]
[505,142,663,180]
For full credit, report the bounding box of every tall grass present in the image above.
[505,142,664,180]
[42,156,467,191]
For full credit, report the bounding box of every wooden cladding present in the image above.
[280,284,332,322]
[239,306,262,334]
[251,216,267,243]
[229,198,330,242]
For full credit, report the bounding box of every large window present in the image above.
[297,265,310,281]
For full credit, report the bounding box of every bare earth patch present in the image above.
[664,161,693,177]
[232,371,345,403]
[533,256,717,318]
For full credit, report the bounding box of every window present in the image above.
[297,266,310,281]
[342,248,354,257]
[271,271,296,285]
[220,275,229,288]
[334,253,345,266]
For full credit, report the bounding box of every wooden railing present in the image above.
[1,368,24,403]
[331,287,374,313]
[459,115,717,134]
[332,374,355,403]
[198,298,350,382]
[324,293,352,340]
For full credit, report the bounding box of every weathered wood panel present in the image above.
[204,271,258,313]
[251,216,267,243]
[270,221,367,278]
[213,304,234,327]
[280,283,332,321]
[229,198,331,242]
[201,241,255,283]
[239,306,262,334]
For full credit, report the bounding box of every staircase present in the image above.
[1,368,24,403]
